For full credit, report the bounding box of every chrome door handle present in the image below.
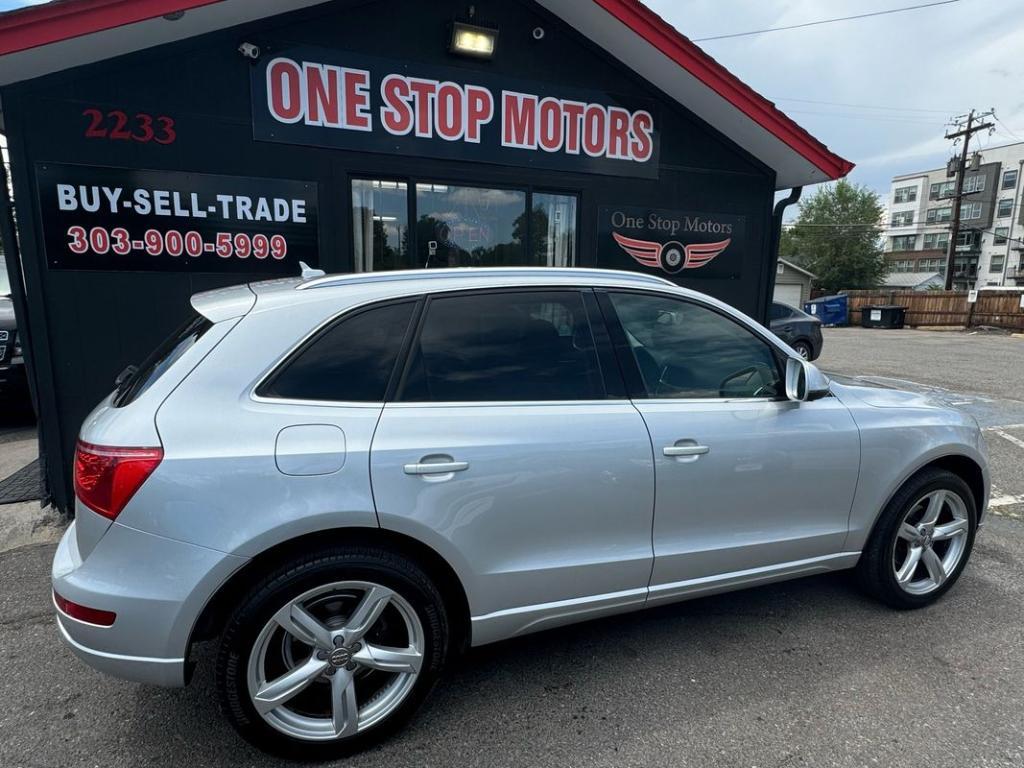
[403,461,470,475]
[663,445,710,457]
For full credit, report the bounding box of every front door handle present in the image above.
[403,460,470,475]
[663,444,710,458]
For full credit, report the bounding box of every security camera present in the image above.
[238,42,261,60]
[532,26,545,41]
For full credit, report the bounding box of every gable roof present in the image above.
[778,258,816,279]
[881,272,944,288]
[0,0,853,189]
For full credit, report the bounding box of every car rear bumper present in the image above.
[52,519,247,687]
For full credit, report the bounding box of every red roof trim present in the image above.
[0,0,223,57]
[591,0,855,181]
[0,0,853,181]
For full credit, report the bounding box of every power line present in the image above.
[769,97,958,115]
[692,0,961,42]
[783,109,946,126]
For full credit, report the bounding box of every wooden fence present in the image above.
[843,290,1024,331]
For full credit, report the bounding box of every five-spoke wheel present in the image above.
[857,468,977,608]
[893,490,970,595]
[247,581,424,741]
[218,548,448,758]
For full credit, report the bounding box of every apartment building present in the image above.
[883,141,1024,289]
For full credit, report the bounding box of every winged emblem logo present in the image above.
[612,231,732,274]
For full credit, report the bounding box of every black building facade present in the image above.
[0,0,852,513]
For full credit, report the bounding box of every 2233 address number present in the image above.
[83,109,176,145]
[66,226,289,260]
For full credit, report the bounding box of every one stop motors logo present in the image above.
[599,206,745,279]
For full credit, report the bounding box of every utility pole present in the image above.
[943,109,995,290]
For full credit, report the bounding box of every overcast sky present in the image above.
[3,0,1024,199]
[646,0,1024,198]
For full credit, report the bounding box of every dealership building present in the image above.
[0,0,851,513]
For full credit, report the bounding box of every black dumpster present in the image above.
[860,304,906,329]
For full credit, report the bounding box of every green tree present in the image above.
[780,180,888,293]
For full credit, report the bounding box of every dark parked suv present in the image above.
[0,256,27,400]
[769,301,823,360]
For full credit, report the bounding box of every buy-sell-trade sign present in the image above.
[37,163,319,273]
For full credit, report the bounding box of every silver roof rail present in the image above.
[295,267,677,291]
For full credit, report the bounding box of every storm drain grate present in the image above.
[0,459,41,505]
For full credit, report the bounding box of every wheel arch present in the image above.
[867,452,987,542]
[186,527,472,680]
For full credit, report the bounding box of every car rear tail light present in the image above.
[53,590,116,626]
[73,440,163,520]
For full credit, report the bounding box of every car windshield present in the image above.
[0,256,11,297]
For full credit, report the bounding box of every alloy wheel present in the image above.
[892,489,969,595]
[246,581,424,741]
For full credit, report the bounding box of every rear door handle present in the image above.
[403,460,470,475]
[663,444,710,457]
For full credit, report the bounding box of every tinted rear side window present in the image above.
[115,313,211,407]
[260,301,415,402]
[399,291,604,402]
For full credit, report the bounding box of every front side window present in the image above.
[1004,169,1018,189]
[923,232,949,250]
[994,227,1009,245]
[260,302,416,402]
[891,211,914,227]
[997,198,1014,217]
[926,207,952,224]
[608,292,781,400]
[400,291,603,402]
[990,254,1005,272]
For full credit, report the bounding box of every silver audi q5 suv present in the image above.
[54,268,988,758]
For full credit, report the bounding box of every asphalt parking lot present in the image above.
[2,328,1024,768]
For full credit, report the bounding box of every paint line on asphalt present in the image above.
[983,423,1024,432]
[990,428,1024,451]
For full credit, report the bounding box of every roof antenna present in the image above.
[299,261,326,280]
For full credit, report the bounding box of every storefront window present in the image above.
[415,184,526,268]
[351,179,410,272]
[353,180,578,271]
[530,193,577,267]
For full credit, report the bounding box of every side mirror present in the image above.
[785,357,829,402]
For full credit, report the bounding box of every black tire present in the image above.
[216,545,449,760]
[792,340,813,360]
[857,468,976,609]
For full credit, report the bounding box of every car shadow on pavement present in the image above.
[120,563,1022,767]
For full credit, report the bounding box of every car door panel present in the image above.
[368,288,656,644]
[371,402,655,620]
[600,289,861,592]
[636,397,860,589]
